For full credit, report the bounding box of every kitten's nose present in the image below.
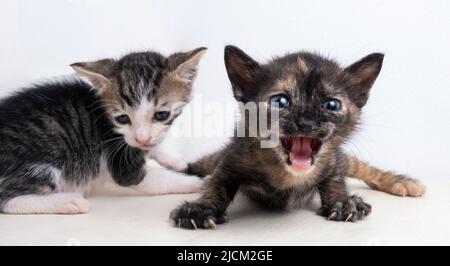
[135,136,152,146]
[135,130,152,146]
[296,118,317,134]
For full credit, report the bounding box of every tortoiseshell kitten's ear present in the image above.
[168,47,207,85]
[343,53,384,108]
[71,59,116,92]
[224,45,266,102]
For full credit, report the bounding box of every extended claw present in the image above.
[328,212,338,220]
[345,213,354,222]
[190,219,198,230]
[178,219,181,228]
[204,218,216,229]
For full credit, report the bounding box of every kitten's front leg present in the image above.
[108,149,147,187]
[318,176,371,222]
[106,147,202,195]
[148,145,188,172]
[132,166,203,195]
[170,171,240,230]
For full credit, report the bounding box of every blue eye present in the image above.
[154,111,171,121]
[322,99,342,111]
[270,95,290,108]
[115,115,131,125]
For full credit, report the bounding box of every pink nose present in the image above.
[135,136,152,146]
[135,127,152,146]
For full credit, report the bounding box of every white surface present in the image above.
[0,0,449,245]
[0,179,448,246]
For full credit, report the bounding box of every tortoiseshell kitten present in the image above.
[170,46,425,229]
[0,48,206,214]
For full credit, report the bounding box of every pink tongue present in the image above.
[289,138,313,171]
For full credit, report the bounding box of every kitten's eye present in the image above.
[269,95,290,108]
[322,99,342,111]
[115,115,131,125]
[154,111,171,121]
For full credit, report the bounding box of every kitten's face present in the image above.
[225,46,383,173]
[72,48,206,150]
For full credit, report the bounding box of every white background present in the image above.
[0,0,449,182]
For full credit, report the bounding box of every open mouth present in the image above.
[280,136,323,172]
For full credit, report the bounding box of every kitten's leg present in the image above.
[184,149,224,177]
[148,145,188,172]
[2,193,90,215]
[131,167,203,195]
[317,175,371,222]
[106,146,203,195]
[89,167,203,196]
[0,164,90,215]
[345,154,426,197]
[170,171,240,230]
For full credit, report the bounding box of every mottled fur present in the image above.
[171,46,425,229]
[345,155,425,197]
[0,48,206,214]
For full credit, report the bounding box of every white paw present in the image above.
[158,158,188,172]
[53,193,91,214]
[178,177,204,194]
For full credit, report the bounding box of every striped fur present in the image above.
[0,48,206,214]
[344,155,425,197]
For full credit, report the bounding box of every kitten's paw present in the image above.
[170,202,228,230]
[157,157,188,172]
[177,177,204,194]
[388,176,426,197]
[318,195,371,222]
[53,193,91,214]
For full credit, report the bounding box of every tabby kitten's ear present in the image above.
[344,53,384,108]
[225,46,266,102]
[168,47,207,85]
[71,59,116,91]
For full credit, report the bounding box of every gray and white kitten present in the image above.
[0,48,206,214]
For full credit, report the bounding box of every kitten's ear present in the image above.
[71,59,115,91]
[224,45,264,102]
[344,53,384,108]
[168,47,207,84]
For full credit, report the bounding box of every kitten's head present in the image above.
[71,48,206,150]
[225,46,383,172]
